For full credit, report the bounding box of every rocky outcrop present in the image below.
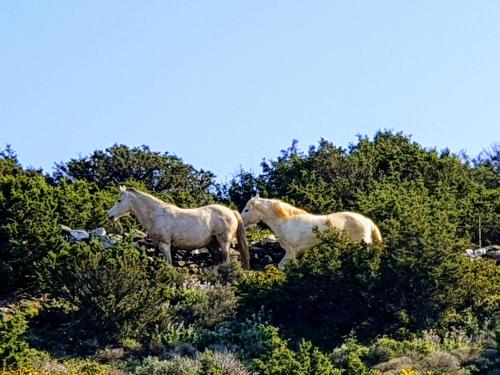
[60,225,285,271]
[465,245,500,264]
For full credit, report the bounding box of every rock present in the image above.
[263,255,273,264]
[61,225,89,242]
[262,234,278,243]
[199,247,210,254]
[39,362,68,374]
[101,238,116,248]
[60,224,72,232]
[90,227,106,237]
[70,230,85,239]
[465,248,487,260]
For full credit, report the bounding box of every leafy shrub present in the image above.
[237,233,384,348]
[0,175,64,291]
[0,174,115,292]
[53,144,217,207]
[133,350,251,375]
[330,337,373,375]
[39,240,182,344]
[250,325,340,375]
[358,179,500,334]
[171,279,238,328]
[0,311,31,368]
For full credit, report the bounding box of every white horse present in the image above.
[108,186,250,268]
[241,197,382,269]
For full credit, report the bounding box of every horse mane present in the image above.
[126,188,173,206]
[269,199,308,218]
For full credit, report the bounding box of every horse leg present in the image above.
[278,254,294,270]
[207,236,222,264]
[277,246,296,270]
[216,235,231,265]
[159,242,173,264]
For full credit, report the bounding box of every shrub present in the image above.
[53,144,217,207]
[250,325,340,375]
[330,337,374,375]
[0,174,115,292]
[0,311,31,368]
[237,233,383,348]
[133,350,251,375]
[0,175,64,291]
[39,240,182,344]
[171,279,238,328]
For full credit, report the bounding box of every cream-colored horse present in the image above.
[108,186,250,268]
[241,197,382,269]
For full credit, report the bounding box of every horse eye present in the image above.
[244,209,249,212]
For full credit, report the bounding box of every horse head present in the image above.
[107,186,134,221]
[241,196,264,228]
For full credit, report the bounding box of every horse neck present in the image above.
[259,202,288,237]
[129,193,160,230]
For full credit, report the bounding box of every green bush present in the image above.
[53,144,217,207]
[250,325,340,375]
[330,337,374,375]
[133,350,251,375]
[358,179,499,334]
[39,240,182,344]
[237,233,384,348]
[171,279,238,328]
[0,174,116,292]
[0,175,64,291]
[0,312,30,368]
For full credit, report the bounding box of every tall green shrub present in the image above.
[40,241,181,343]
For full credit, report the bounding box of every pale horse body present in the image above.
[241,197,382,269]
[108,187,250,268]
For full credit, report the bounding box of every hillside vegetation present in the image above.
[0,131,498,374]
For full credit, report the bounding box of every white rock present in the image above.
[465,248,488,260]
[90,227,106,237]
[68,229,89,241]
[193,248,210,255]
[262,234,278,243]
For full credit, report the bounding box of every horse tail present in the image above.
[371,223,383,244]
[233,210,250,269]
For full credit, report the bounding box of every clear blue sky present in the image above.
[1,1,499,181]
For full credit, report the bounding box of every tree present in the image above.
[53,144,217,206]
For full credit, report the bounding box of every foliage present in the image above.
[237,234,385,347]
[0,175,65,291]
[0,311,32,369]
[38,240,182,344]
[53,144,217,207]
[171,279,238,328]
[133,350,251,375]
[230,131,499,245]
[1,132,498,374]
[250,325,340,375]
[330,337,373,375]
[0,174,115,292]
[0,145,42,178]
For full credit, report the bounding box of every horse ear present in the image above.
[255,193,260,199]
[119,185,126,193]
